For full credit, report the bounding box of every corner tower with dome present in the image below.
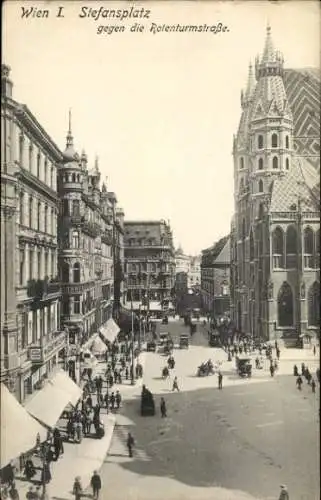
[57,113,126,379]
[230,26,320,346]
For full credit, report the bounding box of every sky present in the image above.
[2,1,320,254]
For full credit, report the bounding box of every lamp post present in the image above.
[130,291,136,386]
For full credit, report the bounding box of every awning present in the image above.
[99,318,120,343]
[25,381,75,429]
[49,371,82,406]
[149,301,162,311]
[91,336,107,355]
[82,352,99,368]
[1,383,47,467]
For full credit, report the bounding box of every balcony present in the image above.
[28,331,67,364]
[82,219,101,237]
[101,231,113,245]
[27,278,61,301]
[61,280,95,295]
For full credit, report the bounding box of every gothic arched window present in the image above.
[304,227,314,254]
[285,135,289,149]
[278,282,294,326]
[62,262,70,283]
[272,133,278,148]
[308,281,320,327]
[258,180,263,192]
[273,227,284,254]
[239,157,244,169]
[29,196,33,228]
[286,226,297,268]
[285,158,289,170]
[73,262,81,283]
[249,231,254,261]
[258,135,264,149]
[72,173,76,183]
[272,156,279,169]
[258,158,263,170]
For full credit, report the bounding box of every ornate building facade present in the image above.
[1,65,64,402]
[230,27,320,345]
[201,236,231,318]
[124,220,175,315]
[57,118,125,376]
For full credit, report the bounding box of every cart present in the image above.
[236,356,252,377]
[179,333,189,349]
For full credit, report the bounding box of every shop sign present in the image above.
[29,347,43,362]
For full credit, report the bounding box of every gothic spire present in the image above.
[261,24,275,64]
[63,108,77,160]
[245,62,255,99]
[255,24,284,80]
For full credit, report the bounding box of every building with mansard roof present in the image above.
[230,26,320,346]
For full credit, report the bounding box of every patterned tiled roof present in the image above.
[270,157,320,212]
[284,68,320,171]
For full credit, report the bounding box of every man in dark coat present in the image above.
[160,397,167,417]
[90,471,102,499]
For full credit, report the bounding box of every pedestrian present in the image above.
[313,345,316,356]
[311,379,316,393]
[172,376,180,392]
[293,364,299,376]
[218,371,223,389]
[115,390,122,409]
[26,487,35,500]
[270,364,275,377]
[296,375,303,390]
[279,484,289,500]
[110,392,115,410]
[90,470,102,500]
[301,362,305,376]
[160,397,167,417]
[127,432,135,457]
[72,477,82,500]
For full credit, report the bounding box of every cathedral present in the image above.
[230,26,320,346]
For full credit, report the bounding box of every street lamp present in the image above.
[35,439,50,500]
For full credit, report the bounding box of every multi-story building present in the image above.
[188,255,201,290]
[1,65,65,402]
[175,246,190,274]
[201,236,231,318]
[230,26,320,345]
[57,118,125,377]
[124,220,175,316]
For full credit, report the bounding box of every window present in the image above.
[258,158,263,170]
[37,153,40,178]
[45,252,48,278]
[285,158,289,170]
[258,180,263,192]
[62,298,70,316]
[72,200,80,216]
[62,262,69,283]
[44,160,48,184]
[51,208,55,236]
[51,253,55,277]
[285,135,289,149]
[239,157,244,169]
[258,135,264,149]
[74,296,81,314]
[37,250,41,279]
[272,156,278,169]
[72,173,76,182]
[272,227,284,254]
[72,230,80,248]
[29,249,33,280]
[29,144,33,171]
[286,226,297,268]
[308,282,320,327]
[271,133,278,148]
[249,231,254,261]
[29,196,33,228]
[19,250,25,285]
[240,178,244,191]
[50,166,54,188]
[44,205,48,233]
[304,227,314,255]
[277,282,294,326]
[37,202,41,231]
[64,173,69,182]
[19,135,24,165]
[73,262,81,283]
[20,192,24,225]
[63,199,69,216]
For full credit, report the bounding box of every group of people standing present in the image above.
[295,362,318,394]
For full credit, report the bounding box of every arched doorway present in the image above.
[277,282,294,326]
